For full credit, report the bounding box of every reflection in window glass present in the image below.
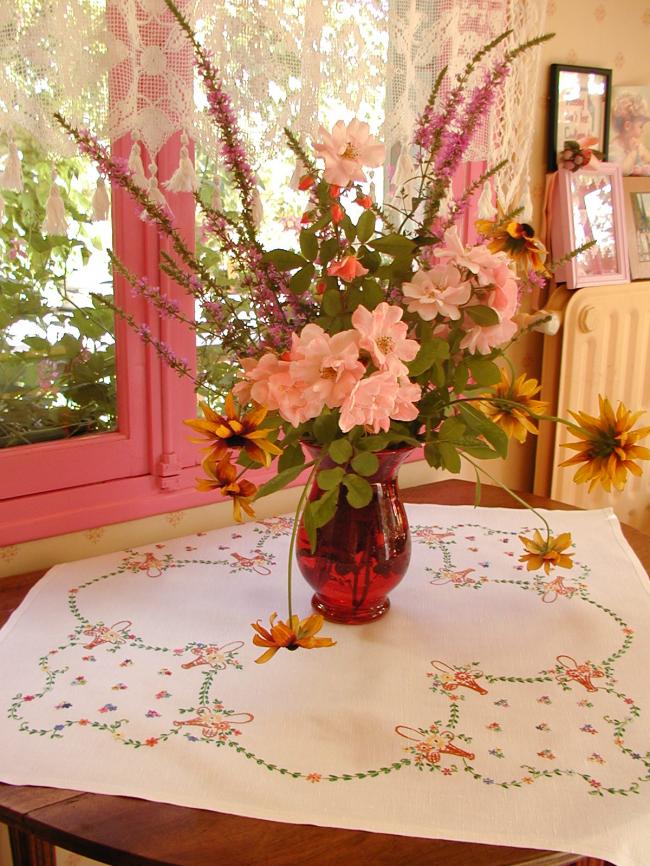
[570,173,617,278]
[0,135,115,448]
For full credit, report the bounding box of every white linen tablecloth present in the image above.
[1,504,649,865]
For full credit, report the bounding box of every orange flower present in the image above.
[331,203,344,224]
[475,217,549,275]
[560,396,650,492]
[197,454,258,522]
[251,612,336,664]
[184,392,281,467]
[518,530,574,575]
[479,370,548,444]
[327,254,369,283]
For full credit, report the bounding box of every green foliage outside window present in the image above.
[0,135,116,448]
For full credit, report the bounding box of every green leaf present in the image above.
[289,264,315,294]
[357,250,382,273]
[438,416,466,442]
[341,215,356,243]
[328,438,353,464]
[368,234,417,256]
[438,442,462,473]
[317,466,345,490]
[351,451,379,477]
[358,278,384,310]
[466,356,502,387]
[356,210,376,243]
[309,212,332,233]
[355,432,390,452]
[313,412,340,445]
[319,237,340,267]
[322,289,343,316]
[261,249,306,271]
[466,304,500,326]
[310,486,340,527]
[299,231,319,262]
[408,339,448,377]
[342,474,373,508]
[458,403,508,459]
[254,463,306,500]
[278,443,305,472]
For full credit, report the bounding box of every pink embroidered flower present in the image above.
[306,772,322,783]
[402,264,472,321]
[314,118,385,186]
[145,737,159,747]
[290,324,364,409]
[351,302,418,371]
[327,254,369,283]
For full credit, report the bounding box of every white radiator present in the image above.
[534,282,650,533]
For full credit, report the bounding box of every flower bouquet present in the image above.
[56,3,650,661]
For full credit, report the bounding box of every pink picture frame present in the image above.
[551,162,629,289]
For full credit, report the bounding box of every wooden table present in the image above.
[2,480,641,866]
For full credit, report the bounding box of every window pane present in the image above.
[0,134,116,448]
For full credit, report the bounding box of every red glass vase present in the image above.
[296,445,413,624]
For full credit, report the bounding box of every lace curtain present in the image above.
[0,0,546,209]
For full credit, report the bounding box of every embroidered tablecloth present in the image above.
[1,504,649,865]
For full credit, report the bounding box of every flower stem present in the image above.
[286,461,320,621]
[461,453,552,542]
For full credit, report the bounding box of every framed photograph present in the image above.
[622,177,650,279]
[550,162,629,290]
[609,86,650,176]
[547,64,611,171]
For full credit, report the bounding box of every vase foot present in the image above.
[311,593,390,625]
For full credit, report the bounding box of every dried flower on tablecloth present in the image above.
[518,530,574,576]
[251,612,336,664]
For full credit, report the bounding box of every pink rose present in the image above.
[351,302,418,371]
[314,118,385,186]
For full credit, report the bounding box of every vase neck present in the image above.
[302,443,415,483]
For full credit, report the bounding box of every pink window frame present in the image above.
[0,134,202,546]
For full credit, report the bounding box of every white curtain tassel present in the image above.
[42,173,68,235]
[2,139,24,192]
[128,140,148,189]
[477,180,496,220]
[164,131,198,193]
[391,140,416,201]
[141,164,167,219]
[368,170,376,202]
[289,156,307,191]
[92,177,110,221]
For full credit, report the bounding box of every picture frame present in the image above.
[622,177,650,279]
[550,162,629,290]
[547,64,612,171]
[609,85,650,177]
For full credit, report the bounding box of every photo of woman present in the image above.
[609,87,650,176]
